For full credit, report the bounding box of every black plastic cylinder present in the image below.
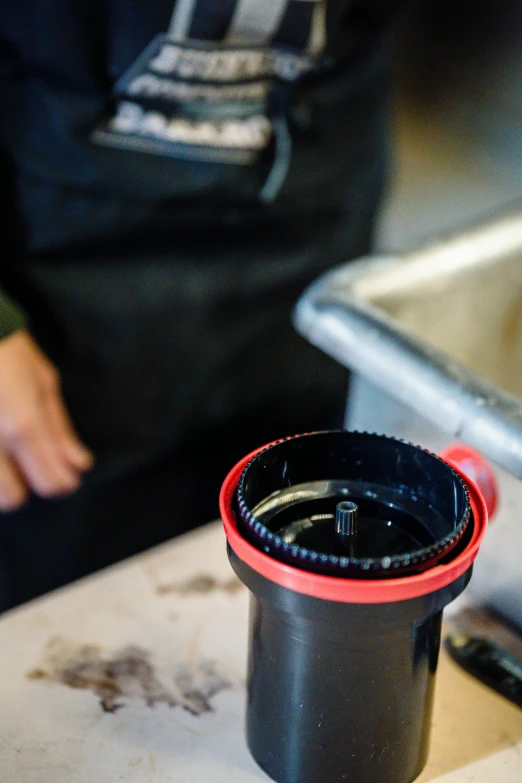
[229,545,473,783]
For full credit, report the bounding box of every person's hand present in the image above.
[0,329,94,511]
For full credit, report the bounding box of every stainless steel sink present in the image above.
[295,213,522,628]
[294,212,522,478]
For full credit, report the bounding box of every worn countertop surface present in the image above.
[0,521,521,783]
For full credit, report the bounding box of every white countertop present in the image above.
[0,521,521,783]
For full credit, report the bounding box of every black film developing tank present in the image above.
[228,431,474,783]
[230,548,472,783]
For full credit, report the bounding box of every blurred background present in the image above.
[379,0,522,252]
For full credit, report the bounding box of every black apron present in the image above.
[0,3,390,610]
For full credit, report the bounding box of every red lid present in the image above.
[220,444,488,604]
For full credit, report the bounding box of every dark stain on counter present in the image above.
[27,637,231,715]
[156,574,244,596]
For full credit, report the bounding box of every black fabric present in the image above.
[0,216,376,610]
[0,2,396,611]
[0,1,398,253]
[275,1,315,49]
[188,0,238,41]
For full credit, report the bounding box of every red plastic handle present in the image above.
[440,443,498,520]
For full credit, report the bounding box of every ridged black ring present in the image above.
[235,431,471,578]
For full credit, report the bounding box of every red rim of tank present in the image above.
[220,442,488,604]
